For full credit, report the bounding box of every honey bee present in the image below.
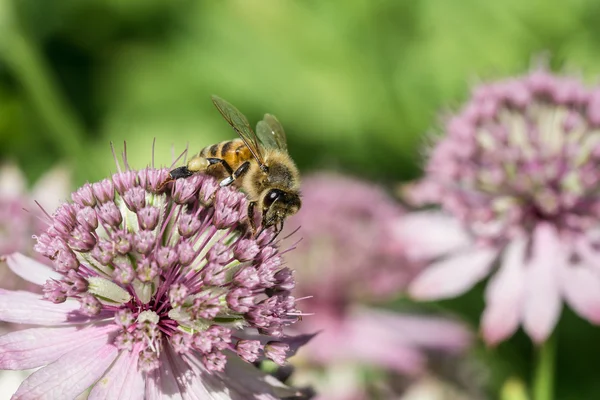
[166,95,301,234]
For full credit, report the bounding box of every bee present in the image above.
[166,95,301,234]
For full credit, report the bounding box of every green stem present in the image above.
[533,334,556,400]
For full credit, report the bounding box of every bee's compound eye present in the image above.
[264,189,283,207]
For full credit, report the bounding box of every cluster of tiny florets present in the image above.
[34,168,300,373]
[418,70,600,244]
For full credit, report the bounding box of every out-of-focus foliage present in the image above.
[2,0,600,398]
[3,0,600,184]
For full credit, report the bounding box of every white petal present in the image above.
[6,254,61,286]
[561,262,600,324]
[12,333,119,400]
[89,348,144,400]
[409,247,498,300]
[0,290,93,325]
[522,223,563,344]
[0,323,118,370]
[31,166,71,214]
[481,238,527,345]
[0,163,26,198]
[390,211,472,260]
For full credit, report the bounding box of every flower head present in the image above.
[0,161,307,398]
[284,174,471,400]
[400,69,600,344]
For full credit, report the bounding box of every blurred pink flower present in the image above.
[0,163,70,257]
[397,70,600,345]
[0,161,309,399]
[0,163,70,293]
[0,164,71,398]
[284,174,472,400]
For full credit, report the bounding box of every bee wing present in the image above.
[256,113,288,152]
[211,95,265,165]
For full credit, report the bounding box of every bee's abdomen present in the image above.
[199,138,251,170]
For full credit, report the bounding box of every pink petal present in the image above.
[352,307,471,352]
[223,355,297,399]
[522,223,563,344]
[165,348,213,399]
[89,347,145,400]
[0,290,93,325]
[481,238,527,345]
[409,247,498,300]
[390,211,472,260]
[145,349,183,400]
[13,333,119,400]
[6,254,61,286]
[0,323,118,370]
[561,262,600,324]
[342,314,426,374]
[184,353,290,399]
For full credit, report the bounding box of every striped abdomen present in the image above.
[199,138,253,173]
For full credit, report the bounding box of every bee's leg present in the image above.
[247,201,257,236]
[158,166,193,190]
[276,220,284,235]
[220,161,251,187]
[206,158,234,175]
[169,166,194,179]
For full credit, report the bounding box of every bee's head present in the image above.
[260,188,301,231]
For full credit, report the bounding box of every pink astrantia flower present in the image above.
[397,69,600,345]
[0,164,71,400]
[284,174,471,400]
[0,161,308,399]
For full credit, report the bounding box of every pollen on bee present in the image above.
[187,156,210,172]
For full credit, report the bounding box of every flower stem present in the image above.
[532,334,555,400]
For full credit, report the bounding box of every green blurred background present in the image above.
[2,0,600,398]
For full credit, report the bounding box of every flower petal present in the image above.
[165,347,214,399]
[13,332,118,400]
[0,163,26,198]
[145,349,183,400]
[342,316,426,374]
[89,346,145,400]
[6,253,61,286]
[409,247,498,300]
[481,237,527,345]
[561,262,600,324]
[31,165,71,214]
[390,211,472,260]
[184,352,292,400]
[0,323,118,370]
[352,307,471,351]
[0,290,96,325]
[522,223,563,344]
